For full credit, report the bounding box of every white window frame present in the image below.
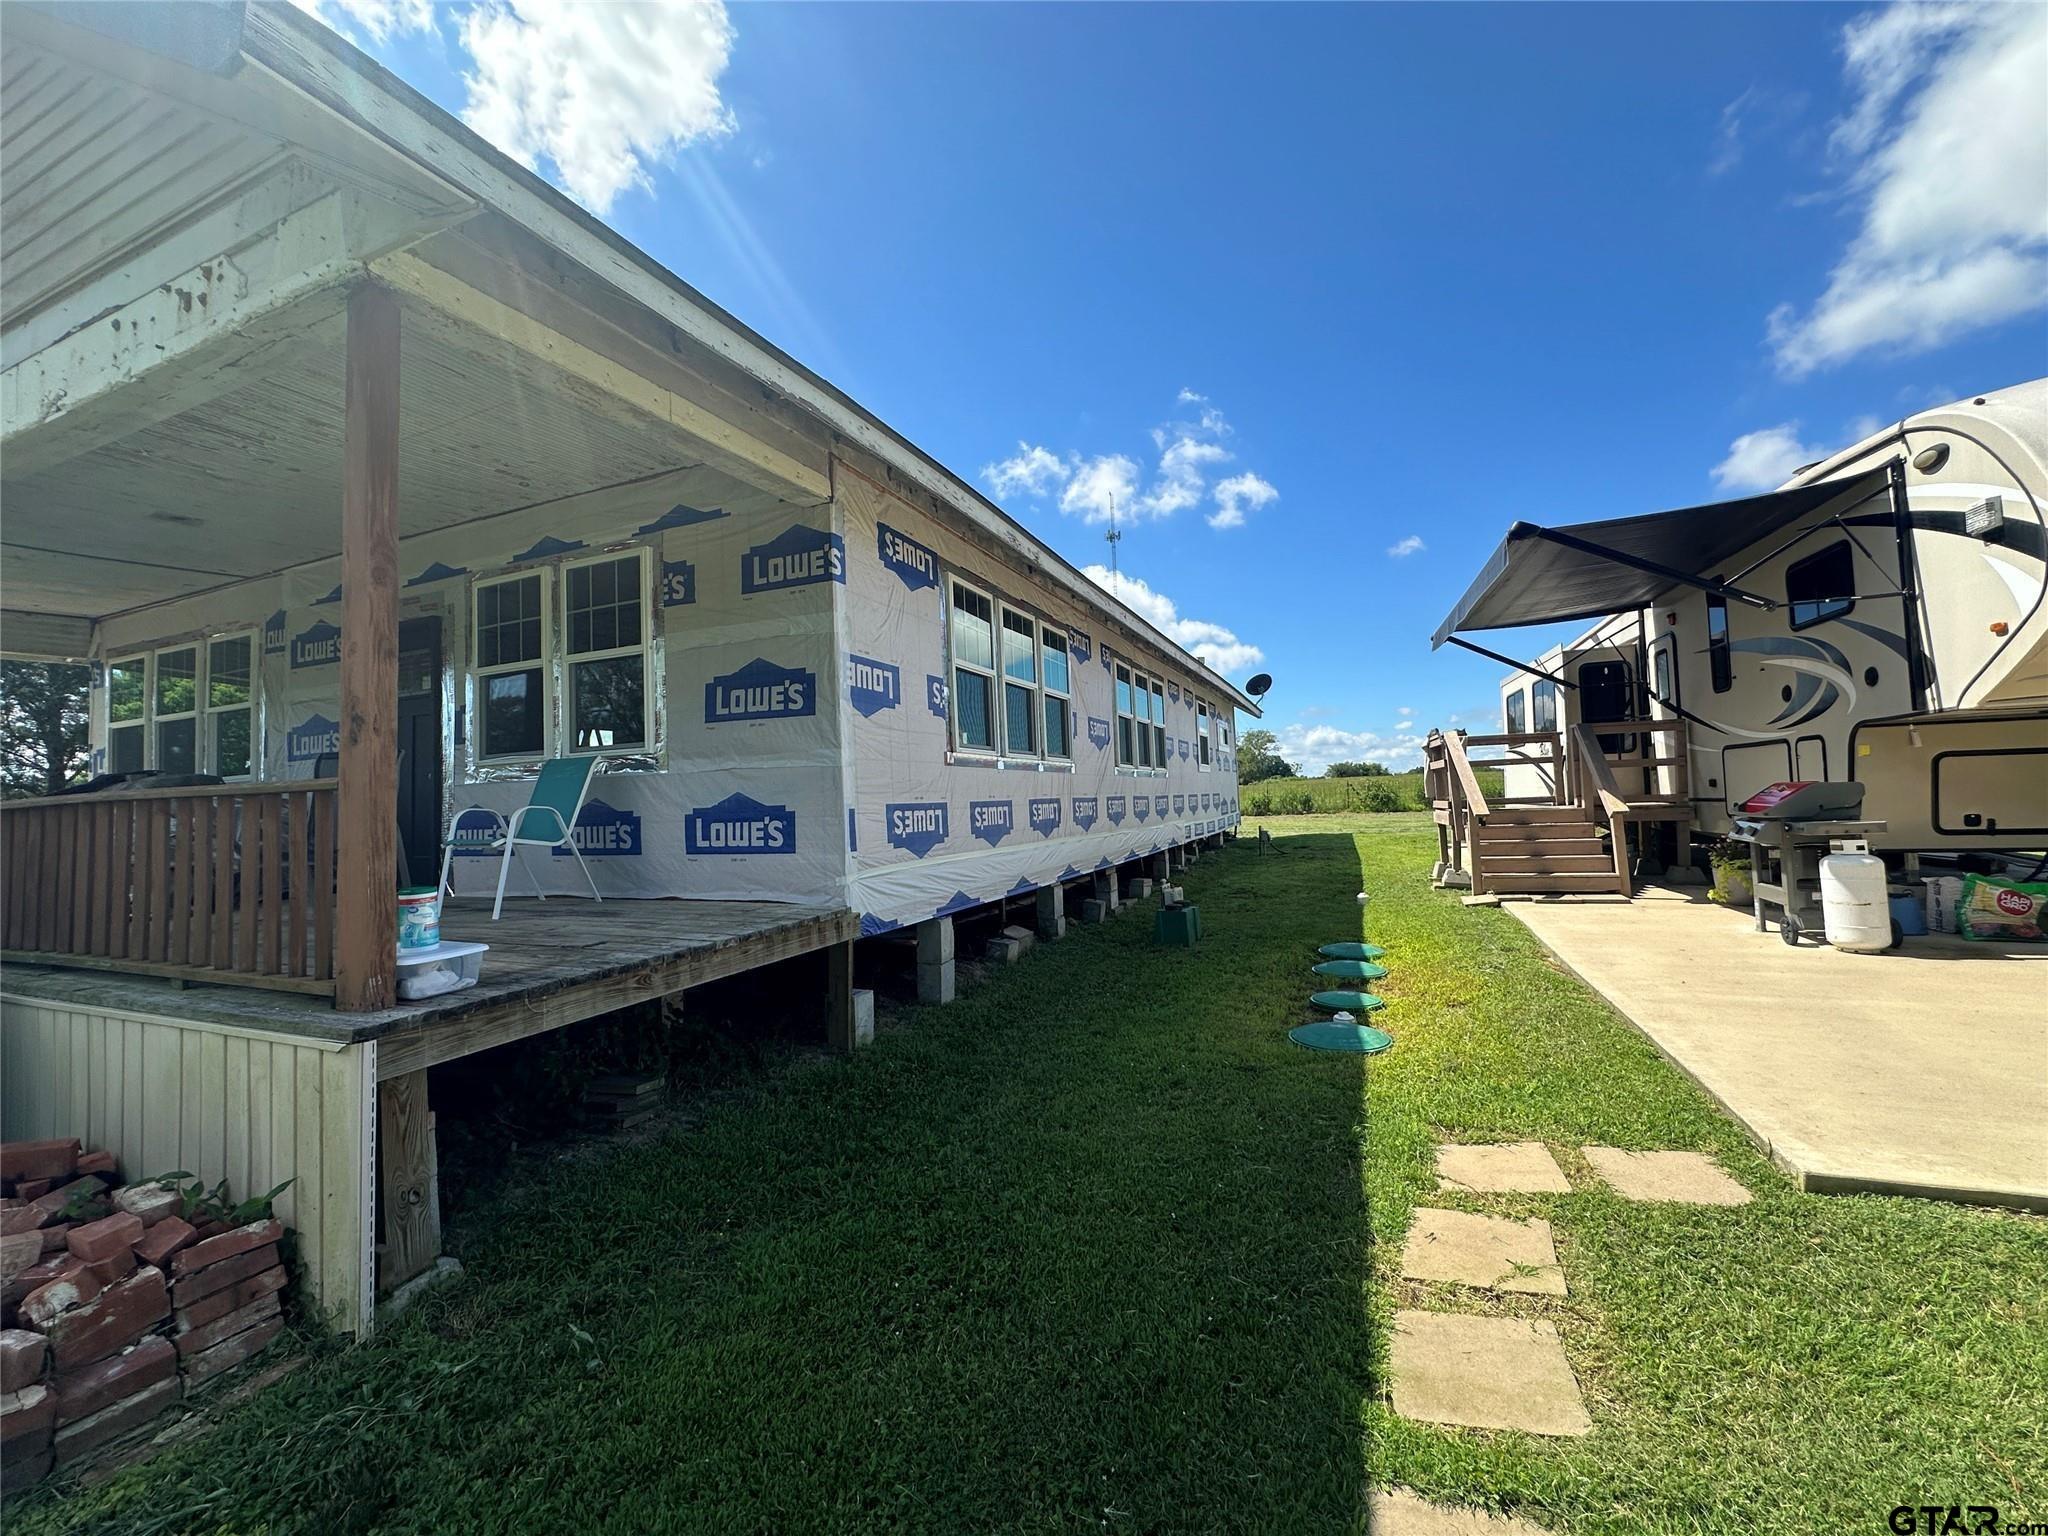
[205,630,258,781]
[1196,701,1211,768]
[948,577,999,756]
[1039,622,1071,761]
[472,569,554,764]
[1116,663,1140,767]
[151,642,201,776]
[1149,679,1167,771]
[561,547,653,757]
[106,653,149,774]
[998,604,1039,758]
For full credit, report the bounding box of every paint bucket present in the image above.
[397,887,441,950]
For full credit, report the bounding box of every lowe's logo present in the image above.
[1168,682,1180,703]
[1028,797,1062,836]
[847,654,901,718]
[286,713,339,764]
[290,621,340,670]
[661,559,696,607]
[263,610,287,656]
[877,522,940,592]
[1135,796,1151,822]
[706,658,816,722]
[1072,796,1098,831]
[1178,738,1190,761]
[741,525,845,593]
[686,793,796,855]
[1172,795,1185,816]
[886,801,949,858]
[926,675,948,719]
[1154,794,1169,818]
[553,800,641,857]
[1068,629,1092,663]
[1087,717,1111,752]
[968,799,1013,847]
[1106,794,1126,826]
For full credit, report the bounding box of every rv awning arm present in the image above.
[1529,527,1777,611]
[1444,635,1578,687]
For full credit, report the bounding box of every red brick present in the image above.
[170,1219,281,1277]
[1,1141,78,1186]
[52,1375,179,1466]
[0,1205,52,1237]
[0,1330,46,1394]
[1,1233,43,1284]
[50,1336,174,1426]
[14,1179,53,1203]
[189,1218,228,1242]
[39,1224,73,1254]
[110,1184,182,1228]
[174,1291,281,1360]
[87,1247,139,1287]
[29,1175,106,1224]
[46,1267,169,1373]
[15,1253,92,1293]
[133,1217,196,1269]
[66,1212,144,1265]
[175,1265,286,1332]
[0,1383,53,1445]
[179,1314,282,1389]
[169,1244,278,1306]
[75,1151,117,1178]
[21,1265,102,1328]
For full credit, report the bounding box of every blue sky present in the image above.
[315,0,2046,770]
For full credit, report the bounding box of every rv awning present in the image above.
[1430,466,1892,647]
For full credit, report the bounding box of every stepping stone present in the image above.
[1581,1147,1752,1206]
[1401,1208,1566,1296]
[1388,1311,1591,1437]
[1436,1142,1571,1195]
[1368,1487,1554,1535]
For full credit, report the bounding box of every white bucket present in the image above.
[1821,852,1891,952]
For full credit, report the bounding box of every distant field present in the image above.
[1240,769,1503,815]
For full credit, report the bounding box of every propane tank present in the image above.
[1820,845,1891,952]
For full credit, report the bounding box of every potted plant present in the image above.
[1705,839,1752,907]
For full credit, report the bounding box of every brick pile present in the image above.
[1,1140,288,1488]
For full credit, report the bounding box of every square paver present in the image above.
[1401,1208,1566,1296]
[1369,1487,1554,1534]
[1581,1147,1752,1206]
[1436,1142,1572,1195]
[1388,1310,1591,1437]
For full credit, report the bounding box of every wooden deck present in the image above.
[0,897,857,1078]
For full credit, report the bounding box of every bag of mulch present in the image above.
[1956,874,2048,941]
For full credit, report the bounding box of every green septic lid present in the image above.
[1289,1020,1394,1054]
[1309,990,1385,1013]
[1313,959,1388,981]
[1318,942,1386,961]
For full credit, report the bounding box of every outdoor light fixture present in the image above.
[1911,443,1950,473]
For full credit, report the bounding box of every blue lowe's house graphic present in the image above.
[1072,795,1098,830]
[1028,797,1062,836]
[286,712,340,764]
[1068,628,1092,663]
[1154,794,1169,818]
[1106,794,1126,826]
[705,658,816,722]
[1134,796,1150,822]
[846,654,901,718]
[660,559,695,607]
[742,524,845,593]
[686,793,796,855]
[968,799,1013,846]
[877,522,940,592]
[926,675,948,718]
[636,502,725,535]
[1087,717,1111,751]
[1172,795,1185,816]
[263,609,287,656]
[552,799,642,856]
[290,620,340,670]
[886,801,949,858]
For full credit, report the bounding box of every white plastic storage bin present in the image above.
[394,940,488,1002]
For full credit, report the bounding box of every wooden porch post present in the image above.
[336,285,401,1012]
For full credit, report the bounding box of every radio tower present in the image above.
[1105,493,1122,595]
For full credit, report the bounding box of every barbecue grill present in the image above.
[1727,781,1886,945]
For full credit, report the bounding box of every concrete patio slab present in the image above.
[1389,1311,1591,1437]
[1368,1487,1553,1534]
[1580,1148,1751,1206]
[1507,890,2048,1211]
[1401,1208,1567,1295]
[1437,1142,1572,1195]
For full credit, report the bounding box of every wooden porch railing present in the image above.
[1,780,340,995]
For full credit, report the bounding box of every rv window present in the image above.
[564,552,649,753]
[1706,596,1732,693]
[949,582,997,752]
[1653,645,1674,715]
[1040,626,1071,759]
[474,573,548,760]
[107,656,146,773]
[207,635,255,778]
[1786,541,1855,630]
[153,647,198,775]
[1505,688,1526,735]
[1531,680,1557,733]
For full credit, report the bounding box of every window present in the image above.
[1116,665,1137,766]
[1196,702,1211,767]
[1150,680,1167,768]
[1531,679,1558,733]
[1653,645,1674,714]
[1040,626,1071,758]
[1114,664,1171,772]
[207,634,255,778]
[950,581,997,752]
[107,656,146,773]
[474,572,548,760]
[1706,595,1732,693]
[564,551,649,752]
[1786,541,1855,630]
[1505,688,1527,734]
[1000,607,1038,756]
[153,646,198,775]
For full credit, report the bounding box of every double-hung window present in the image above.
[473,572,548,761]
[105,637,256,778]
[107,657,147,773]
[564,551,649,753]
[206,635,255,777]
[1196,702,1211,767]
[1000,607,1038,756]
[1149,681,1167,767]
[1115,665,1140,766]
[1040,626,1071,758]
[153,646,199,774]
[950,581,997,752]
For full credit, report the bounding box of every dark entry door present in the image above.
[396,618,443,884]
[1578,659,1636,755]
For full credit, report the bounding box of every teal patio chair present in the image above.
[439,757,602,920]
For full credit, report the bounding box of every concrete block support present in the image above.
[1093,870,1121,914]
[1081,899,1108,923]
[916,916,956,1005]
[1035,886,1066,941]
[1129,878,1155,900]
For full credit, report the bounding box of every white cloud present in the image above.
[982,442,1069,500]
[1397,704,1414,716]
[1387,534,1426,558]
[294,0,433,44]
[1059,455,1143,524]
[1708,86,1757,177]
[1079,565,1263,674]
[1176,387,1209,405]
[1142,437,1232,518]
[1712,422,1824,492]
[1272,724,1429,775]
[1208,471,1278,531]
[1768,3,2047,374]
[1844,413,1887,444]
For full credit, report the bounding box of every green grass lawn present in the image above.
[1238,770,1504,817]
[13,814,2044,1534]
